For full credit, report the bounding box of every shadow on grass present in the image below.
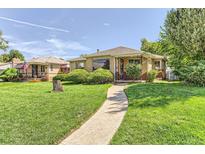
[127,82,198,108]
[62,81,80,86]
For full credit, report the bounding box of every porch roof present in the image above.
[114,52,165,59]
[68,46,166,62]
[84,46,140,57]
[90,46,166,59]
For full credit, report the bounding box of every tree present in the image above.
[0,54,10,63]
[140,38,163,55]
[80,54,87,57]
[160,9,205,86]
[0,50,25,63]
[162,8,205,66]
[0,31,8,51]
[9,49,25,61]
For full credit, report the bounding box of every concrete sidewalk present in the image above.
[60,84,128,145]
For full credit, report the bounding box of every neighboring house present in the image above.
[0,58,24,74]
[21,56,70,81]
[69,46,166,80]
[0,62,12,74]
[26,57,69,81]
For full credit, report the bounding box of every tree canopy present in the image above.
[0,49,25,63]
[9,49,25,61]
[0,31,8,51]
[140,38,163,55]
[0,30,25,63]
[141,9,205,72]
[162,8,205,65]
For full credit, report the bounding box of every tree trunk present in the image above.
[53,80,63,92]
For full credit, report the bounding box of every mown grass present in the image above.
[0,82,111,144]
[111,82,205,144]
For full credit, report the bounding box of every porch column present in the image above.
[147,57,152,72]
[160,59,162,70]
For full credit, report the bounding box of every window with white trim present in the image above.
[128,59,141,65]
[153,60,161,70]
[76,62,85,69]
[93,58,110,70]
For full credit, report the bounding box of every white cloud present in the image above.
[103,23,110,26]
[46,38,90,51]
[3,35,90,60]
[0,16,70,33]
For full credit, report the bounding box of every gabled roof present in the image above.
[85,46,141,57]
[29,56,67,65]
[68,46,165,62]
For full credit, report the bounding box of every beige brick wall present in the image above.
[109,57,115,73]
[85,58,93,72]
[70,62,76,71]
[147,57,152,72]
[141,57,148,75]
[47,64,61,81]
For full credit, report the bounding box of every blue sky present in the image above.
[0,9,169,60]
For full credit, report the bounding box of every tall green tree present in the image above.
[0,31,8,51]
[0,54,10,63]
[0,50,25,63]
[161,8,205,66]
[9,49,25,61]
[140,38,163,55]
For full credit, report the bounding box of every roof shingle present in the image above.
[29,56,67,65]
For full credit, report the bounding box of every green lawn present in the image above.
[111,82,205,144]
[0,82,111,144]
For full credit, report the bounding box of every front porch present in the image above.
[17,64,49,81]
[114,56,166,80]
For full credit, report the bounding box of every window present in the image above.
[128,59,141,64]
[93,58,110,70]
[76,62,85,69]
[50,64,53,71]
[41,66,45,72]
[153,60,161,69]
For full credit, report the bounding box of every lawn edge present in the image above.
[56,84,113,145]
[109,84,129,145]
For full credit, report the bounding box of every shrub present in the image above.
[125,63,141,80]
[177,60,205,86]
[0,68,18,81]
[87,68,114,84]
[53,74,68,81]
[67,69,89,83]
[147,70,158,82]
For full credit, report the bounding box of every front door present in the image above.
[32,65,38,78]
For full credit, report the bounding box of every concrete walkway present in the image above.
[60,83,128,145]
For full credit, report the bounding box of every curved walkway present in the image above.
[60,83,128,145]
